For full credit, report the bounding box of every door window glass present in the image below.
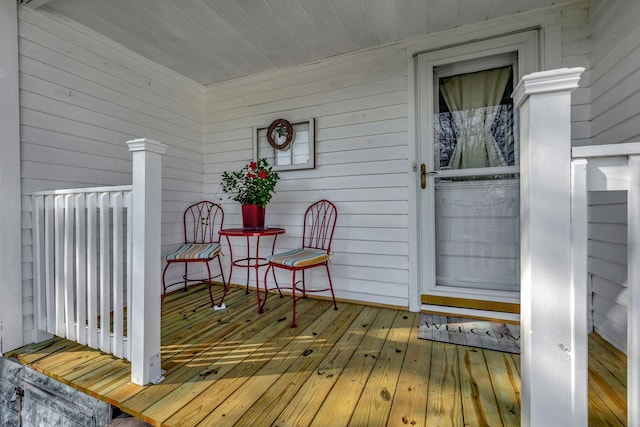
[434,62,516,176]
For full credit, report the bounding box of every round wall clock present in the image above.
[266,118,294,150]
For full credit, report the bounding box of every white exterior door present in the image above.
[416,32,539,307]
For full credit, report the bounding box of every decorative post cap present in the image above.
[512,67,585,108]
[126,138,167,154]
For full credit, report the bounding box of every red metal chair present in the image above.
[162,201,228,308]
[262,200,338,327]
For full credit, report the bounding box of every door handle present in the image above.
[420,164,437,189]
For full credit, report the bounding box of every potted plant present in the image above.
[221,158,280,229]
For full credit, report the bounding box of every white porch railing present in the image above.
[571,142,640,427]
[32,186,133,358]
[31,138,166,386]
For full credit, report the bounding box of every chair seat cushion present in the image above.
[267,248,329,267]
[166,243,221,260]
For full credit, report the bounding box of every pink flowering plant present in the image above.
[221,158,280,207]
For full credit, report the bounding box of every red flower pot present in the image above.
[241,204,266,230]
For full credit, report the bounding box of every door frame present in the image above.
[412,30,540,308]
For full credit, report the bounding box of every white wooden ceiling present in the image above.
[28,0,563,86]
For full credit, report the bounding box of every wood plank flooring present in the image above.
[7,283,626,426]
[588,332,627,426]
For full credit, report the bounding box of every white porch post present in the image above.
[570,158,588,426]
[127,138,167,385]
[0,0,23,354]
[628,155,640,427]
[512,67,584,427]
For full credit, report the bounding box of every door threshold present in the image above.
[420,304,520,324]
[421,293,520,312]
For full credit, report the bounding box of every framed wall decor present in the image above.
[254,118,315,171]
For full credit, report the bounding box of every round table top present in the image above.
[219,227,285,237]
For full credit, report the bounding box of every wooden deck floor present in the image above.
[8,283,626,426]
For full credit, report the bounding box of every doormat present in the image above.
[418,313,520,354]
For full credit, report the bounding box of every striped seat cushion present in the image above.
[267,248,329,267]
[165,243,221,260]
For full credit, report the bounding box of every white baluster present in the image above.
[112,191,124,358]
[64,194,75,341]
[75,193,87,345]
[99,192,111,353]
[86,192,98,348]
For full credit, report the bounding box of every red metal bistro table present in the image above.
[219,227,285,312]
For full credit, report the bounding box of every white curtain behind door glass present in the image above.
[440,67,511,169]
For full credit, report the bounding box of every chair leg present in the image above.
[205,261,214,307]
[260,264,271,313]
[161,261,171,303]
[301,270,306,298]
[291,270,297,328]
[182,263,188,292]
[325,263,338,310]
[272,266,283,298]
[216,256,229,307]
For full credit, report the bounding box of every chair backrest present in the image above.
[183,201,224,244]
[302,200,337,252]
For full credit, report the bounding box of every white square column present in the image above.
[127,138,167,385]
[0,0,23,354]
[513,67,585,427]
[628,155,640,427]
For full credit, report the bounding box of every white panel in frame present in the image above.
[254,118,315,171]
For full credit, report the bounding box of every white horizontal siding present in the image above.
[588,191,628,353]
[562,3,591,147]
[589,0,640,145]
[586,0,640,353]
[204,42,410,306]
[18,8,205,342]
